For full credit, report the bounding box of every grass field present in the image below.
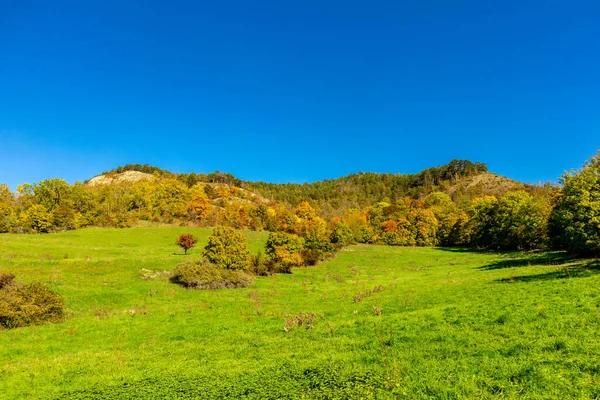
[1,227,600,399]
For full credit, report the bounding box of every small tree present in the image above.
[265,232,304,267]
[203,227,251,270]
[330,221,354,247]
[176,233,198,255]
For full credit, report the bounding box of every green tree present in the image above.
[34,178,70,212]
[490,191,551,249]
[330,221,354,247]
[468,192,550,250]
[549,152,600,255]
[468,196,498,248]
[203,227,250,270]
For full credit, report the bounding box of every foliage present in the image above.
[330,222,354,247]
[0,275,64,329]
[176,233,198,255]
[468,196,499,248]
[170,259,253,289]
[468,192,551,250]
[491,191,551,249]
[60,363,388,399]
[187,185,213,220]
[265,232,304,268]
[437,212,471,246]
[23,204,55,233]
[203,227,251,270]
[249,159,488,209]
[550,151,600,255]
[0,155,577,254]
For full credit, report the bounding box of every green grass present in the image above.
[1,227,600,399]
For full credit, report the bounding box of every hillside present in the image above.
[87,170,271,209]
[446,172,528,202]
[1,228,599,398]
[92,160,543,218]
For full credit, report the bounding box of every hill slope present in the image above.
[0,228,598,398]
[94,160,544,217]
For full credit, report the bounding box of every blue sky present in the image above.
[1,0,598,189]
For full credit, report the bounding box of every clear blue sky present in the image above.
[1,1,598,189]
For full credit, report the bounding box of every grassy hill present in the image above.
[1,228,599,399]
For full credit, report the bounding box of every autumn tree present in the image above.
[176,233,198,254]
[22,204,54,233]
[187,184,212,221]
[0,184,14,233]
[265,232,304,268]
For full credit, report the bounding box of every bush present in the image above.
[330,222,354,247]
[265,232,304,268]
[300,249,333,266]
[248,252,288,275]
[176,233,198,254]
[170,259,253,289]
[203,227,251,270]
[0,275,64,329]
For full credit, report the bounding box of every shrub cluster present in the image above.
[171,225,342,291]
[171,227,254,290]
[203,227,251,270]
[264,231,333,270]
[170,259,253,290]
[0,274,64,329]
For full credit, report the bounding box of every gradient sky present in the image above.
[1,0,599,189]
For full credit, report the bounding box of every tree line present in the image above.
[1,154,599,256]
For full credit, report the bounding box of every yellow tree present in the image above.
[187,184,213,221]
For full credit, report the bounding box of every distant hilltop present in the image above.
[88,160,539,209]
[87,170,156,186]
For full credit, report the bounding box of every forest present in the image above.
[1,153,599,256]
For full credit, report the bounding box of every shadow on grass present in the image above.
[438,247,600,282]
[497,259,600,283]
[438,247,577,270]
[436,247,514,255]
[478,251,577,271]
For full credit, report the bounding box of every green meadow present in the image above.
[1,227,600,399]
